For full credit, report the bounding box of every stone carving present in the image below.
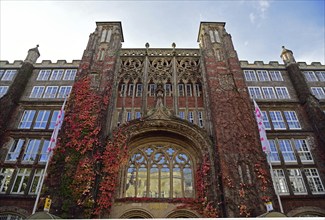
[118,58,144,81]
[177,58,201,82]
[148,58,172,82]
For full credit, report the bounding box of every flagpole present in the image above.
[32,95,68,214]
[253,99,284,213]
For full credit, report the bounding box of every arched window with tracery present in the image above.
[124,143,194,199]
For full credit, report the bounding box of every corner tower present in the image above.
[198,22,277,217]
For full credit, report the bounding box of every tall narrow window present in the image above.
[195,83,201,97]
[268,140,280,162]
[0,70,4,79]
[11,168,31,194]
[6,139,25,162]
[248,87,263,99]
[269,111,286,129]
[0,168,14,193]
[126,112,132,121]
[284,111,301,129]
[269,71,283,81]
[43,86,58,98]
[136,84,143,97]
[50,70,64,80]
[22,139,41,163]
[34,110,50,129]
[273,169,289,194]
[262,87,277,99]
[57,86,72,98]
[49,110,64,129]
[125,144,193,198]
[304,168,325,194]
[128,84,134,97]
[30,86,45,98]
[37,70,51,81]
[39,140,50,163]
[188,111,194,123]
[179,111,185,120]
[165,84,171,96]
[0,86,9,98]
[198,112,204,127]
[244,70,257,81]
[19,110,36,129]
[294,139,313,162]
[135,112,141,119]
[261,111,271,130]
[257,70,270,81]
[186,84,192,96]
[287,169,307,194]
[278,139,296,162]
[275,87,290,99]
[120,84,126,97]
[149,84,156,96]
[29,169,44,195]
[178,84,184,96]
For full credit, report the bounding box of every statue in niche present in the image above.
[155,82,164,108]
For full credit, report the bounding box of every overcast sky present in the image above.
[0,1,324,64]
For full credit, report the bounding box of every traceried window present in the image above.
[50,69,64,80]
[6,139,25,162]
[269,71,283,81]
[304,168,325,194]
[188,111,194,123]
[120,84,126,97]
[209,30,221,43]
[37,70,51,81]
[178,84,184,96]
[287,169,307,194]
[195,83,201,97]
[304,71,318,81]
[186,84,192,96]
[124,144,194,198]
[248,87,262,99]
[165,84,172,96]
[273,169,289,194]
[198,112,204,127]
[294,139,313,162]
[257,70,270,81]
[0,168,15,193]
[128,84,134,97]
[0,86,9,98]
[275,87,290,99]
[244,70,257,81]
[149,84,156,97]
[63,69,77,80]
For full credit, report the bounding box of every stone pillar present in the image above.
[0,45,40,146]
[280,47,325,151]
[198,22,276,217]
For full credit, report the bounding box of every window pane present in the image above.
[6,139,24,161]
[23,139,41,163]
[0,168,15,193]
[19,110,36,129]
[34,110,50,129]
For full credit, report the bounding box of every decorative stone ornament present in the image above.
[24,45,40,64]
[280,46,296,65]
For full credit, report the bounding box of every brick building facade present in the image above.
[0,21,324,218]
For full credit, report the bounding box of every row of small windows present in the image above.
[304,71,325,82]
[0,86,8,98]
[268,138,313,164]
[244,70,283,81]
[119,83,202,97]
[248,87,290,100]
[311,87,325,99]
[0,167,44,195]
[0,70,17,81]
[37,69,77,81]
[19,110,63,130]
[273,168,324,195]
[121,110,204,128]
[261,110,301,130]
[30,86,72,99]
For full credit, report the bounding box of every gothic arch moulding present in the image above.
[287,206,325,217]
[120,209,154,218]
[165,209,200,218]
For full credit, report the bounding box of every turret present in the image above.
[24,45,40,64]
